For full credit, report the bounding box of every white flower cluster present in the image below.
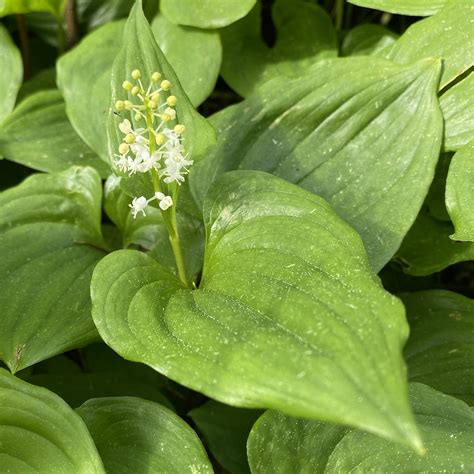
[113,69,193,218]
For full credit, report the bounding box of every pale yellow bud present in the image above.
[174,124,186,134]
[124,100,133,110]
[134,112,142,121]
[149,99,158,110]
[151,72,161,82]
[118,143,129,154]
[167,95,178,107]
[122,80,133,91]
[131,86,140,96]
[131,69,141,80]
[155,133,165,145]
[115,100,125,110]
[125,133,135,144]
[160,113,171,122]
[160,80,171,91]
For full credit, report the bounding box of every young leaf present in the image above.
[57,21,124,162]
[0,166,107,372]
[107,0,215,176]
[0,369,104,472]
[220,0,337,97]
[160,0,256,29]
[346,0,446,16]
[0,90,111,177]
[445,141,474,241]
[0,24,22,122]
[402,290,474,405]
[189,401,262,474]
[77,397,213,473]
[396,210,474,275]
[92,171,422,450]
[151,13,222,107]
[248,384,474,473]
[388,0,474,89]
[190,56,442,271]
[440,74,474,152]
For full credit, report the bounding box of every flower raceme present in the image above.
[113,69,192,218]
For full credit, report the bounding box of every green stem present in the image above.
[146,111,189,287]
[57,18,66,53]
[335,0,344,31]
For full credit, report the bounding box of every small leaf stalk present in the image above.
[113,69,191,287]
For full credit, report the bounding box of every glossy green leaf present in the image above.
[388,0,474,89]
[189,401,262,474]
[446,141,474,241]
[402,290,474,405]
[160,0,256,29]
[16,67,56,103]
[24,344,173,409]
[342,24,398,57]
[151,14,222,106]
[396,210,474,276]
[248,383,474,473]
[77,0,134,30]
[107,0,215,177]
[92,171,422,449]
[0,369,104,472]
[0,0,66,17]
[0,166,107,372]
[191,56,442,271]
[0,24,22,122]
[220,0,337,97]
[77,397,213,473]
[347,0,446,16]
[0,90,110,177]
[441,74,474,152]
[57,21,124,162]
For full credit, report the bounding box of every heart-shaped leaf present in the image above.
[0,166,107,372]
[220,0,337,97]
[402,290,474,405]
[0,369,104,472]
[160,0,256,29]
[248,383,474,473]
[92,170,422,449]
[190,56,442,271]
[0,90,110,177]
[347,0,446,16]
[440,74,474,152]
[0,24,22,122]
[77,397,213,473]
[387,0,474,89]
[446,141,474,242]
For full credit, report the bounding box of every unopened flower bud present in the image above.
[125,133,135,144]
[167,95,178,106]
[134,112,142,121]
[124,100,133,110]
[160,80,171,91]
[151,72,161,82]
[115,100,125,110]
[119,143,129,154]
[149,99,158,110]
[131,86,140,96]
[164,107,176,120]
[131,69,141,80]
[155,133,165,145]
[122,80,133,91]
[174,124,185,134]
[160,113,171,122]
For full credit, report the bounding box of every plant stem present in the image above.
[335,0,344,31]
[65,0,79,48]
[57,19,66,54]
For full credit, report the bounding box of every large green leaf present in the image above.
[440,74,474,152]
[0,369,104,472]
[16,67,56,103]
[0,166,107,372]
[220,0,337,97]
[189,401,262,474]
[341,24,398,57]
[0,0,66,17]
[23,344,173,409]
[92,171,422,449]
[0,90,110,177]
[446,141,474,242]
[396,210,474,276]
[248,383,474,473]
[107,0,215,180]
[151,13,222,106]
[77,397,213,473]
[402,290,474,405]
[160,0,256,29]
[347,0,446,16]
[0,24,22,122]
[57,21,124,162]
[388,0,474,89]
[191,56,442,271]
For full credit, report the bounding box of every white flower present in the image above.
[129,196,148,218]
[114,154,129,172]
[119,119,132,134]
[159,195,173,210]
[164,107,176,120]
